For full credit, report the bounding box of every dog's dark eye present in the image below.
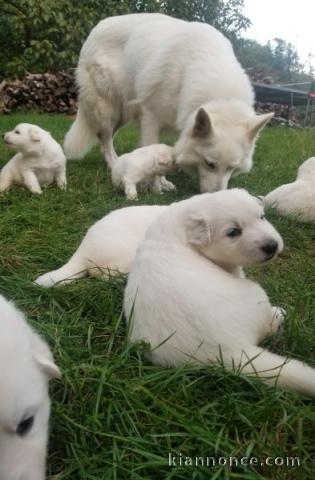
[260,214,265,220]
[15,130,20,134]
[16,416,34,437]
[227,227,242,238]
[204,159,216,170]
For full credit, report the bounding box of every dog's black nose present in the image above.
[261,240,278,256]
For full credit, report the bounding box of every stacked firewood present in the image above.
[0,72,77,115]
[246,68,302,124]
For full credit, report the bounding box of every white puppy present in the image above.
[0,295,60,480]
[264,157,315,223]
[64,13,273,192]
[124,189,315,397]
[35,205,166,287]
[1,123,66,194]
[111,144,176,200]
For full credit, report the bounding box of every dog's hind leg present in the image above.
[35,254,87,288]
[227,346,315,397]
[88,63,122,168]
[100,132,118,169]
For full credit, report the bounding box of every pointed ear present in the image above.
[186,214,211,247]
[192,108,212,138]
[31,332,61,379]
[247,113,274,140]
[29,128,41,142]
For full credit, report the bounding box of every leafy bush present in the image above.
[0,0,249,79]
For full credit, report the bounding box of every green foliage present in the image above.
[235,37,311,83]
[0,0,249,79]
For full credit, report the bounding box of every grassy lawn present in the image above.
[0,112,315,479]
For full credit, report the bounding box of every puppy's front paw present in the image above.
[126,194,138,201]
[162,180,177,192]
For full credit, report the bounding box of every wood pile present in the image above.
[0,72,77,115]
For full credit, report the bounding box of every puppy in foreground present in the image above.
[35,205,166,287]
[0,295,60,480]
[124,189,315,396]
[0,123,66,194]
[111,144,176,200]
[264,157,315,223]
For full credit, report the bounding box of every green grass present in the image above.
[0,112,315,480]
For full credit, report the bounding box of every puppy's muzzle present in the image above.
[261,240,278,258]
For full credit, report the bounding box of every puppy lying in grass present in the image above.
[111,144,176,200]
[0,295,60,480]
[264,157,315,223]
[0,123,66,194]
[35,205,166,287]
[124,188,315,397]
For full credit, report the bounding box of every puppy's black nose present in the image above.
[261,240,278,256]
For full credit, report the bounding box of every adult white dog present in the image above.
[111,144,176,200]
[1,123,66,194]
[124,189,315,396]
[264,157,315,223]
[0,295,60,480]
[64,13,273,192]
[35,205,166,287]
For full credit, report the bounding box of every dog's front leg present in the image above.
[124,180,138,200]
[140,109,160,146]
[230,266,246,278]
[0,172,13,192]
[160,176,177,192]
[151,176,163,194]
[22,170,42,194]
[55,167,67,190]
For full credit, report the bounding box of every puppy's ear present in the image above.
[157,153,174,166]
[186,214,211,247]
[192,108,212,138]
[29,128,41,142]
[31,332,61,379]
[246,113,274,140]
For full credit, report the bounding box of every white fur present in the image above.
[111,144,176,200]
[0,295,60,480]
[64,13,273,192]
[124,189,315,397]
[35,205,166,288]
[0,123,66,194]
[264,157,315,223]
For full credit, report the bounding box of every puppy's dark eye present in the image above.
[227,227,242,238]
[16,416,34,436]
[15,130,20,134]
[260,214,265,220]
[204,159,216,170]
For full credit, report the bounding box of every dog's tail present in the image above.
[229,346,315,397]
[64,107,97,160]
[34,254,87,288]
